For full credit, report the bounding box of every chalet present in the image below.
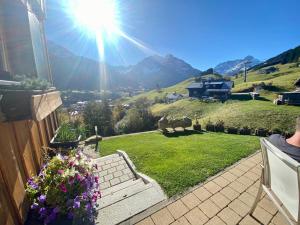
[187,80,234,100]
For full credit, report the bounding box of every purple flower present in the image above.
[28,178,38,190]
[38,195,46,203]
[85,203,92,211]
[30,203,39,210]
[39,207,47,217]
[67,211,74,219]
[52,207,60,214]
[73,200,80,209]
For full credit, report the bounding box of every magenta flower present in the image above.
[57,169,64,175]
[59,183,67,193]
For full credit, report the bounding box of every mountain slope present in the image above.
[47,41,201,90]
[252,45,300,70]
[214,56,260,75]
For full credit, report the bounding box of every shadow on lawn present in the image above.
[162,129,204,138]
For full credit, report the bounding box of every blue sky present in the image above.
[46,0,300,70]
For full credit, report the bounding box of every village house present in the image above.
[187,79,234,100]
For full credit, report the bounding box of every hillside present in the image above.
[252,45,300,70]
[125,61,300,133]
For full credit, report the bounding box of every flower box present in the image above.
[0,89,61,122]
[50,132,81,149]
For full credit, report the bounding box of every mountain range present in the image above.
[214,56,261,76]
[47,41,201,90]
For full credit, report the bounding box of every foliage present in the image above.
[227,127,239,134]
[100,132,260,196]
[83,100,114,136]
[26,151,100,224]
[193,119,201,131]
[239,126,251,135]
[55,121,84,142]
[14,75,51,90]
[254,128,269,137]
[112,104,126,124]
[215,120,225,132]
[205,120,215,132]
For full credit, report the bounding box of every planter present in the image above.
[50,129,81,149]
[25,212,94,225]
[0,88,61,122]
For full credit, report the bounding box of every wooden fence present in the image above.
[0,112,59,225]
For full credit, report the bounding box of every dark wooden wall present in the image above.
[0,111,59,225]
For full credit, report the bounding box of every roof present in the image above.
[207,89,231,92]
[187,81,234,89]
[187,83,204,89]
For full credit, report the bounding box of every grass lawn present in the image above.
[101,131,260,197]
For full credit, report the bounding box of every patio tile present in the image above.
[203,181,221,194]
[110,177,121,186]
[171,217,191,225]
[252,206,273,225]
[271,212,288,225]
[181,193,201,209]
[238,192,255,206]
[229,180,247,193]
[198,199,220,218]
[205,216,226,225]
[228,198,250,217]
[184,207,208,225]
[243,171,260,182]
[193,187,212,201]
[258,196,278,215]
[136,217,155,225]
[246,185,259,197]
[213,176,230,188]
[221,171,238,182]
[241,159,257,168]
[235,164,249,172]
[217,207,241,225]
[151,208,175,225]
[167,200,189,219]
[236,176,254,188]
[220,186,239,201]
[239,215,261,225]
[210,192,230,209]
[229,167,245,177]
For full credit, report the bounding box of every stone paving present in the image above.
[93,154,135,190]
[136,152,289,225]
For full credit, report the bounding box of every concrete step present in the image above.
[95,185,166,225]
[98,179,153,209]
[101,179,140,197]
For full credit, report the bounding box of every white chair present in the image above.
[250,138,300,225]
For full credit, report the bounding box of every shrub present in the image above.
[283,131,293,138]
[227,127,238,134]
[215,120,225,132]
[193,119,201,131]
[205,120,215,132]
[26,150,100,224]
[239,126,251,135]
[269,128,282,135]
[254,128,268,137]
[55,121,84,142]
[83,100,114,137]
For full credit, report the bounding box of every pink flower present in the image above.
[59,183,67,193]
[94,176,99,184]
[57,170,64,175]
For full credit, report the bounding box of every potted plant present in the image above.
[50,122,84,149]
[26,150,100,225]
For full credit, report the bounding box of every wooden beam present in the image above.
[31,91,62,122]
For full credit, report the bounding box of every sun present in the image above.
[68,0,120,37]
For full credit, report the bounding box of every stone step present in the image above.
[101,179,141,197]
[95,185,166,225]
[98,180,153,209]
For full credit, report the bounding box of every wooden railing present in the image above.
[0,91,61,225]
